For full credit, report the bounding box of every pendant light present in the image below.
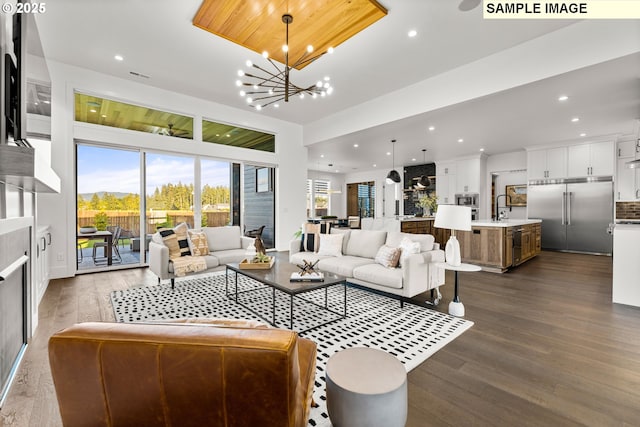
[416,149,431,188]
[386,139,401,184]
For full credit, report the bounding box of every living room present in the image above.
[1,1,640,426]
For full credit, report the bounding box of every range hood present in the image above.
[0,144,60,193]
[626,159,640,169]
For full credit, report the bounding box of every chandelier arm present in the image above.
[247,65,287,84]
[291,52,326,69]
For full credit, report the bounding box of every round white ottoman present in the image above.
[326,347,407,427]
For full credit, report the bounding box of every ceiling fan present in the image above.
[458,0,481,11]
[160,123,190,138]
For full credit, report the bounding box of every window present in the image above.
[314,180,330,217]
[306,179,312,218]
[202,119,275,152]
[74,92,193,139]
[358,182,375,218]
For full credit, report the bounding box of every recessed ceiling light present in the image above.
[335,169,339,173]
[386,152,391,156]
[89,109,96,113]
[571,117,580,122]
[34,102,38,105]
[353,144,359,148]
[373,164,377,167]
[558,95,569,101]
[114,54,124,61]
[320,154,324,158]
[428,126,435,131]
[480,148,485,152]
[226,134,231,137]
[274,103,279,108]
[408,29,417,38]
[412,158,416,162]
[458,138,464,143]
[580,133,586,137]
[43,100,50,104]
[101,114,107,118]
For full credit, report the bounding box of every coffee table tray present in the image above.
[239,257,275,269]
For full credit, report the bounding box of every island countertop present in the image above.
[471,219,542,228]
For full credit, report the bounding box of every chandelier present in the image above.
[236,14,334,110]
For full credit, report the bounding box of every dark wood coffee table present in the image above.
[225,256,347,332]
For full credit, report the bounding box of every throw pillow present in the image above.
[300,222,332,252]
[374,245,401,268]
[398,236,421,267]
[158,229,181,260]
[187,230,210,257]
[173,222,191,257]
[317,233,344,257]
[159,223,191,260]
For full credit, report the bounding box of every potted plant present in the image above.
[94,211,109,231]
[417,194,438,217]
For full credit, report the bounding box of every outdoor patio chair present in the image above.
[93,226,122,264]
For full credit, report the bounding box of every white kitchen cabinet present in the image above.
[618,140,637,158]
[35,226,51,304]
[616,157,637,200]
[616,139,640,200]
[567,141,614,177]
[455,158,481,194]
[436,173,456,205]
[612,224,640,307]
[527,147,567,180]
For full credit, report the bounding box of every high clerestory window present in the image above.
[202,119,275,153]
[74,92,194,139]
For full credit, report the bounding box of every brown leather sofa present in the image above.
[48,319,317,427]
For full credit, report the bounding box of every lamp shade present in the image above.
[416,175,431,188]
[434,205,472,231]
[386,169,401,184]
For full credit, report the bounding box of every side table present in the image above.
[326,347,407,427]
[436,262,481,317]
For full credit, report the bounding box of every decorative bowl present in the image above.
[79,226,97,234]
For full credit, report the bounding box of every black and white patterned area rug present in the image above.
[111,271,473,427]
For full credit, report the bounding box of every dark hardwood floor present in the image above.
[1,251,639,426]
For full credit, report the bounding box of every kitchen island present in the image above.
[400,217,450,246]
[456,219,542,272]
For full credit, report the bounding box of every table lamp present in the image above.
[434,205,472,266]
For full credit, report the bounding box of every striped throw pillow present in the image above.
[159,223,191,260]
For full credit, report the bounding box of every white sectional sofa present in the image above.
[149,225,253,288]
[289,228,445,303]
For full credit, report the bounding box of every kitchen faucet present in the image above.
[495,194,512,221]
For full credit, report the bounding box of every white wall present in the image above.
[486,151,528,220]
[44,60,307,279]
[307,170,345,217]
[343,169,403,218]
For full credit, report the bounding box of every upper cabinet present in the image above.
[436,158,483,205]
[455,158,481,194]
[527,147,567,180]
[616,139,640,201]
[567,141,614,177]
[436,161,456,205]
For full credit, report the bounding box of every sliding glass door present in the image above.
[76,145,142,271]
[77,143,268,272]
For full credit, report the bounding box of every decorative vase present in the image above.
[445,235,461,266]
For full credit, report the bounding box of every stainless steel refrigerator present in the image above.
[528,177,613,254]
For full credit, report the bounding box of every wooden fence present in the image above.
[77,210,231,236]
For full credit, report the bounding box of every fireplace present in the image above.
[0,223,30,407]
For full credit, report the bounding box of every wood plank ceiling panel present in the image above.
[193,0,387,70]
